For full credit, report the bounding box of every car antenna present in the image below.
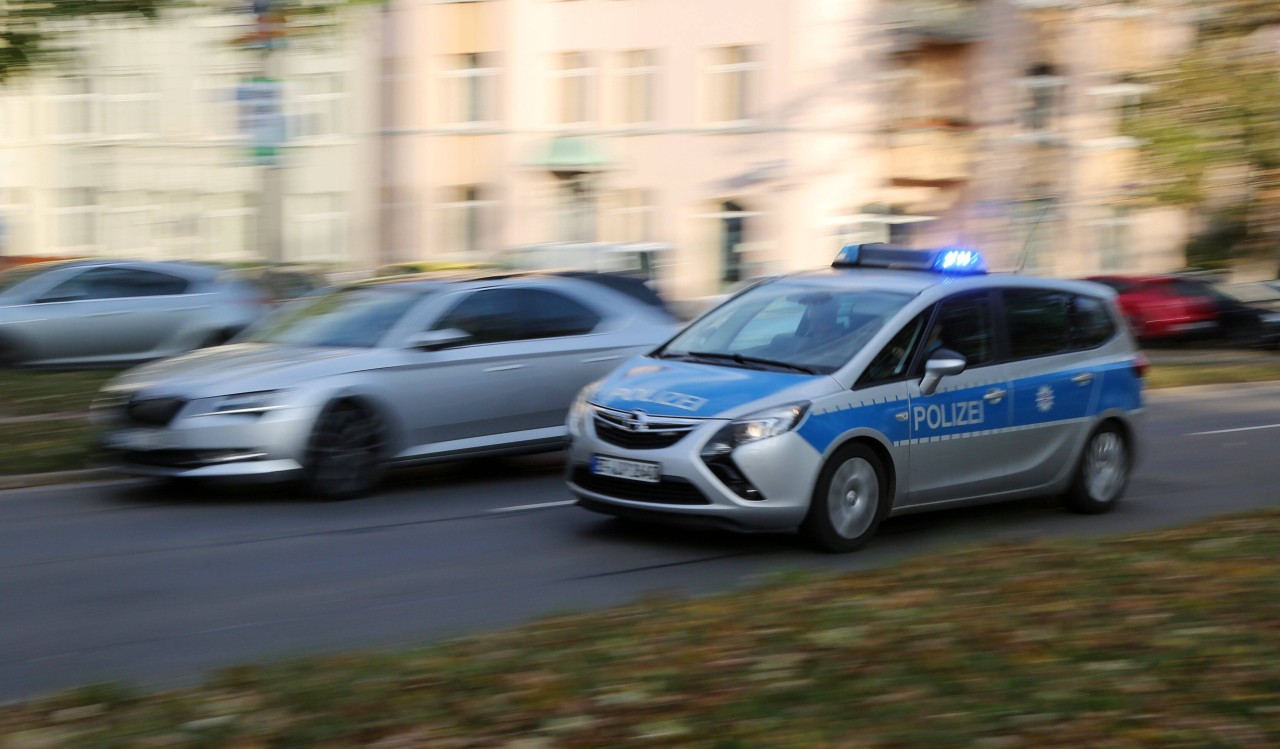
[1013,198,1057,275]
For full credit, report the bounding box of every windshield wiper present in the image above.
[684,351,818,375]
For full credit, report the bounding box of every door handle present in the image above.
[582,354,622,363]
[483,363,527,373]
[1071,372,1095,386]
[983,388,1007,403]
[894,411,910,422]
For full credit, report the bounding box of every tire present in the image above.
[301,400,387,500]
[801,443,889,553]
[1063,422,1130,514]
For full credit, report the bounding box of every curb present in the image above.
[0,468,114,492]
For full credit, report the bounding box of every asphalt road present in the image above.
[3,382,1280,703]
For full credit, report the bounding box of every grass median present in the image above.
[0,361,1277,477]
[3,508,1279,747]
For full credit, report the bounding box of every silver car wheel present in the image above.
[826,457,880,540]
[1084,430,1127,503]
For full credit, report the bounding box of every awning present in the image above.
[527,136,614,173]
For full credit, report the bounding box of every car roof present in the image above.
[782,266,1116,298]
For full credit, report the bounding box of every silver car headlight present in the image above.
[702,402,810,456]
[568,380,604,438]
[191,390,284,418]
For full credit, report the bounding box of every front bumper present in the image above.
[566,408,823,533]
[96,401,319,482]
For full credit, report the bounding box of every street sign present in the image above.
[236,77,286,166]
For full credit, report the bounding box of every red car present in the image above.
[1085,275,1220,340]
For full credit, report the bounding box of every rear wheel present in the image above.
[1063,422,1130,514]
[301,400,386,500]
[801,443,889,553]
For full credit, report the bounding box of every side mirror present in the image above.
[406,328,472,351]
[919,348,966,396]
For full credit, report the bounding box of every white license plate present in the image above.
[591,455,661,484]
[105,429,173,451]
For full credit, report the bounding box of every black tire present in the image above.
[801,443,889,553]
[301,400,387,501]
[1063,422,1130,514]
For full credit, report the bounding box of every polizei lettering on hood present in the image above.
[913,399,985,431]
[607,388,708,412]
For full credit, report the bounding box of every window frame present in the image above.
[911,290,1000,376]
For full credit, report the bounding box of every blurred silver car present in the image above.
[0,259,268,367]
[92,272,681,498]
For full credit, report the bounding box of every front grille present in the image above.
[126,397,187,427]
[592,407,699,450]
[571,466,711,505]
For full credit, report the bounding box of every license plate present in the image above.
[591,455,661,483]
[105,429,173,451]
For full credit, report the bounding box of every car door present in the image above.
[389,287,549,455]
[1001,288,1103,490]
[904,290,1013,506]
[20,266,152,364]
[109,267,202,358]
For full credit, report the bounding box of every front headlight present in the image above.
[1261,312,1280,324]
[702,402,810,457]
[567,380,604,439]
[191,390,283,418]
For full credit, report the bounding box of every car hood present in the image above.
[109,343,369,398]
[589,356,841,419]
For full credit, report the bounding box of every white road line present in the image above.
[1186,423,1280,437]
[487,500,577,514]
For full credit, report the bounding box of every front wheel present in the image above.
[301,400,386,500]
[801,443,889,553]
[1063,422,1130,514]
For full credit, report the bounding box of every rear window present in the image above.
[1004,290,1118,359]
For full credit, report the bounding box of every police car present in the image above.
[566,245,1144,552]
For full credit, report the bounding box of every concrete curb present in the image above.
[0,468,113,492]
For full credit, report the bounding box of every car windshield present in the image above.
[658,281,912,375]
[0,264,53,296]
[244,286,426,348]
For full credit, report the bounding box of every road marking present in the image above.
[1186,423,1280,437]
[487,500,576,514]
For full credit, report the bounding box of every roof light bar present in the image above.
[833,243,988,275]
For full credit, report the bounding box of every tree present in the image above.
[0,0,371,83]
[1123,1,1280,268]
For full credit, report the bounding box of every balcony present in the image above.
[887,0,982,47]
[886,126,976,186]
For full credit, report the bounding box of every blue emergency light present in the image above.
[833,243,988,275]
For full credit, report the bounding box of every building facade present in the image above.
[0,6,381,269]
[382,0,1198,300]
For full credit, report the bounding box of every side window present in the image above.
[125,270,191,297]
[518,288,601,338]
[858,309,931,387]
[921,292,995,368]
[433,289,522,344]
[40,267,128,301]
[1004,288,1071,358]
[1070,294,1117,349]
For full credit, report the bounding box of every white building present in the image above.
[0,6,381,269]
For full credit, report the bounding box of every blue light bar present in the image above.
[833,243,988,275]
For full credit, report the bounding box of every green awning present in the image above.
[528,136,614,172]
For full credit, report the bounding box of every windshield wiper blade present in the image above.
[686,351,817,374]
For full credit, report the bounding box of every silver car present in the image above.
[93,272,680,498]
[0,259,268,367]
[568,245,1145,552]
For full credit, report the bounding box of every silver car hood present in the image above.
[109,343,371,398]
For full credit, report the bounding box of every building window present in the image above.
[1093,205,1132,271]
[200,193,256,261]
[709,46,760,124]
[291,73,345,139]
[102,192,158,255]
[438,185,496,255]
[554,52,595,126]
[1019,63,1065,134]
[53,187,98,250]
[292,193,347,261]
[616,50,656,127]
[602,189,652,243]
[441,53,500,126]
[50,76,96,139]
[101,74,159,137]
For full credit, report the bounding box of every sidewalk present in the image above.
[1142,346,1280,366]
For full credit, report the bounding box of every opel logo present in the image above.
[623,409,650,432]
